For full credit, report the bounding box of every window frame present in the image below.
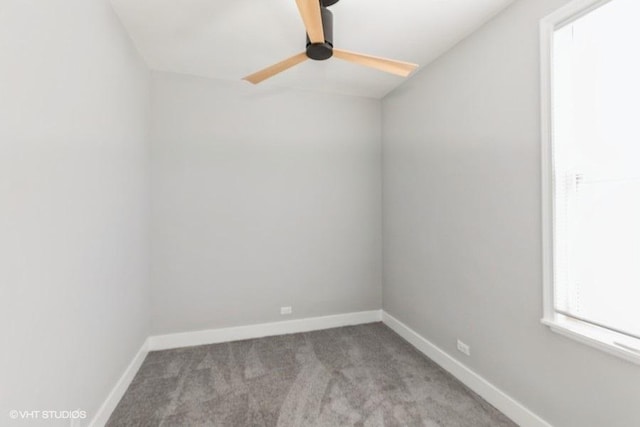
[540,0,640,365]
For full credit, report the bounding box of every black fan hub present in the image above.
[306,42,333,60]
[305,6,333,61]
[321,0,340,6]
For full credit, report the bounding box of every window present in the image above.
[541,0,640,364]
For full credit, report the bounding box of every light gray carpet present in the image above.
[106,323,516,426]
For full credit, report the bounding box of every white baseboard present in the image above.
[148,310,383,351]
[89,339,149,427]
[382,311,552,427]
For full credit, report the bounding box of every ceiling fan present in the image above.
[243,0,419,84]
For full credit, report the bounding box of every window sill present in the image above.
[541,316,640,366]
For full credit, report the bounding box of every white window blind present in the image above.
[551,0,640,340]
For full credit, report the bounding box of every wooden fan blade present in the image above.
[242,53,308,84]
[295,0,325,44]
[332,49,418,77]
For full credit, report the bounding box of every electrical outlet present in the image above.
[280,306,292,315]
[457,339,471,356]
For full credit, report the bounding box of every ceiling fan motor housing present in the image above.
[306,6,333,60]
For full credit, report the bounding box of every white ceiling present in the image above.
[110,0,514,98]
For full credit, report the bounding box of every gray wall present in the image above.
[382,1,640,426]
[150,72,382,334]
[0,0,150,424]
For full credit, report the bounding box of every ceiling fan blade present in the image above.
[295,0,325,44]
[332,49,418,77]
[243,52,308,84]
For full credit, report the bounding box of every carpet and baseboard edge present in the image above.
[90,310,552,427]
[89,339,149,427]
[147,310,383,351]
[382,311,552,427]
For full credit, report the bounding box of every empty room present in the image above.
[2,0,640,426]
